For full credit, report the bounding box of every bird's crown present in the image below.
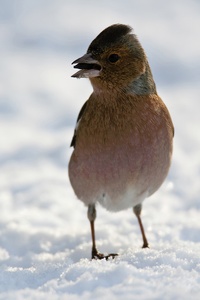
[88,24,132,54]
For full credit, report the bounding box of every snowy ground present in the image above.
[1,0,200,299]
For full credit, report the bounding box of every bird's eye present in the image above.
[108,54,120,63]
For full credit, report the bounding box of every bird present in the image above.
[68,24,174,260]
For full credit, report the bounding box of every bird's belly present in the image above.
[68,132,171,211]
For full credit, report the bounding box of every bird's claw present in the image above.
[142,242,149,249]
[92,249,118,260]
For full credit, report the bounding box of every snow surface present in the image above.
[1,0,200,299]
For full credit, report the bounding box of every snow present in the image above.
[1,0,200,299]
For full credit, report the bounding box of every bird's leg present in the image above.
[133,204,149,248]
[87,204,103,259]
[87,204,118,260]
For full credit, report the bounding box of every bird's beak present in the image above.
[71,53,101,78]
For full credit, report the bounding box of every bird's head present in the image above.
[72,24,156,94]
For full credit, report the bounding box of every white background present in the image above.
[0,0,200,299]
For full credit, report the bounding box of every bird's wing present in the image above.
[70,100,88,148]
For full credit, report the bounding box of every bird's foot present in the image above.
[92,248,118,260]
[142,242,149,249]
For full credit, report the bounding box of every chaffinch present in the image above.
[69,24,174,259]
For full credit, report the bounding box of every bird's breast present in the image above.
[68,94,173,210]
